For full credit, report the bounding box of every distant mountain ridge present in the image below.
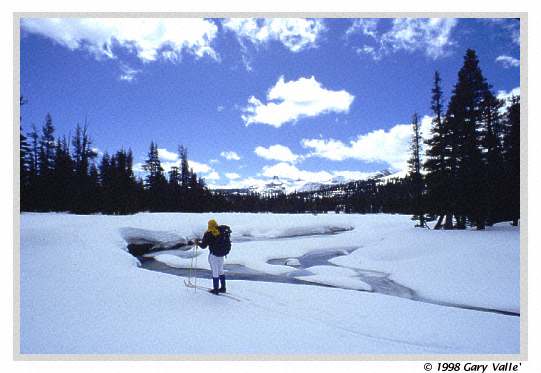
[211,169,402,196]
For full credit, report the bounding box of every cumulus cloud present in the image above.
[189,160,213,174]
[254,144,300,163]
[220,151,241,161]
[157,148,179,162]
[205,171,220,180]
[208,166,377,191]
[346,19,379,38]
[496,55,520,68]
[222,18,325,53]
[21,18,219,63]
[386,18,457,58]
[261,162,332,183]
[352,18,458,60]
[301,115,432,172]
[242,76,354,127]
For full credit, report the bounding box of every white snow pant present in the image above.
[208,253,225,278]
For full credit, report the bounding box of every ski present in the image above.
[183,279,243,302]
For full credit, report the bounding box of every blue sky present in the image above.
[19,17,520,189]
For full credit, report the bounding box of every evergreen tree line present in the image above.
[409,49,520,229]
[19,111,212,213]
[19,49,520,222]
[18,109,426,215]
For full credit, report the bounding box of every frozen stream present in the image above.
[135,242,518,317]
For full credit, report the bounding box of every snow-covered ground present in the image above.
[19,212,520,355]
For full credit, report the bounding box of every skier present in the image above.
[195,219,231,295]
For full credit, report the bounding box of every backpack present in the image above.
[213,225,232,257]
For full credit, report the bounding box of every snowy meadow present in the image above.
[19,212,520,355]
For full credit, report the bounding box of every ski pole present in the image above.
[194,242,198,292]
[189,242,195,291]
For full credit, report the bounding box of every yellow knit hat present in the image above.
[207,219,220,237]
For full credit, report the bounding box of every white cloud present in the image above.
[346,19,379,38]
[497,87,520,101]
[332,170,378,180]
[136,152,214,177]
[223,18,325,53]
[135,145,219,178]
[220,151,241,161]
[261,162,332,183]
[118,63,141,82]
[209,159,220,164]
[496,87,520,112]
[208,177,268,191]
[351,18,458,60]
[495,55,519,68]
[188,160,213,174]
[156,159,212,174]
[208,167,376,191]
[254,144,300,163]
[383,18,457,59]
[355,45,380,60]
[205,171,220,180]
[157,148,179,162]
[91,147,103,157]
[225,172,241,180]
[242,76,354,127]
[419,115,434,142]
[21,18,219,63]
[301,115,432,172]
[260,163,377,185]
[217,105,225,112]
[157,161,179,173]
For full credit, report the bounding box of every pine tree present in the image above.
[71,122,98,213]
[445,49,491,229]
[39,113,56,178]
[502,95,520,225]
[28,124,39,179]
[167,165,182,211]
[480,90,505,225]
[87,163,100,213]
[424,71,454,229]
[24,124,40,211]
[143,142,165,187]
[407,112,426,227]
[19,96,32,210]
[179,145,190,188]
[52,136,74,211]
[98,151,113,213]
[113,149,137,214]
[143,141,167,211]
[37,113,56,210]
